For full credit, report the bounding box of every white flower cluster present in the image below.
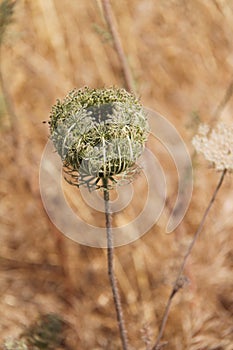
[192,122,233,170]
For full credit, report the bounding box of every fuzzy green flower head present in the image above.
[50,87,149,189]
[192,122,233,171]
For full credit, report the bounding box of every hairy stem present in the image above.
[152,168,227,350]
[102,177,129,350]
[101,0,135,93]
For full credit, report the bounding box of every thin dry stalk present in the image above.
[101,0,134,93]
[211,79,233,123]
[0,48,72,296]
[0,0,19,145]
[103,177,129,350]
[0,47,19,146]
[152,168,227,350]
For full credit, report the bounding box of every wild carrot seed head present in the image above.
[49,87,149,189]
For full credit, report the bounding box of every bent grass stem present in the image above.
[101,0,135,93]
[152,168,227,350]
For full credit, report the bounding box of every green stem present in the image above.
[102,177,129,350]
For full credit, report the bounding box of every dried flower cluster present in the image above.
[192,122,233,170]
[50,87,149,189]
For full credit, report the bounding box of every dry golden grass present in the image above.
[0,0,233,349]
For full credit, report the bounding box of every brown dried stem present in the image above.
[101,0,134,93]
[0,0,19,145]
[211,79,233,123]
[0,49,18,139]
[103,177,129,350]
[152,168,227,350]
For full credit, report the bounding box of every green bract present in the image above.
[50,87,149,189]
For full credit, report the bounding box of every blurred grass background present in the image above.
[0,1,233,349]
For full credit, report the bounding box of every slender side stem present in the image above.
[101,0,135,93]
[152,169,227,350]
[0,46,19,147]
[102,177,129,350]
[211,79,233,123]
